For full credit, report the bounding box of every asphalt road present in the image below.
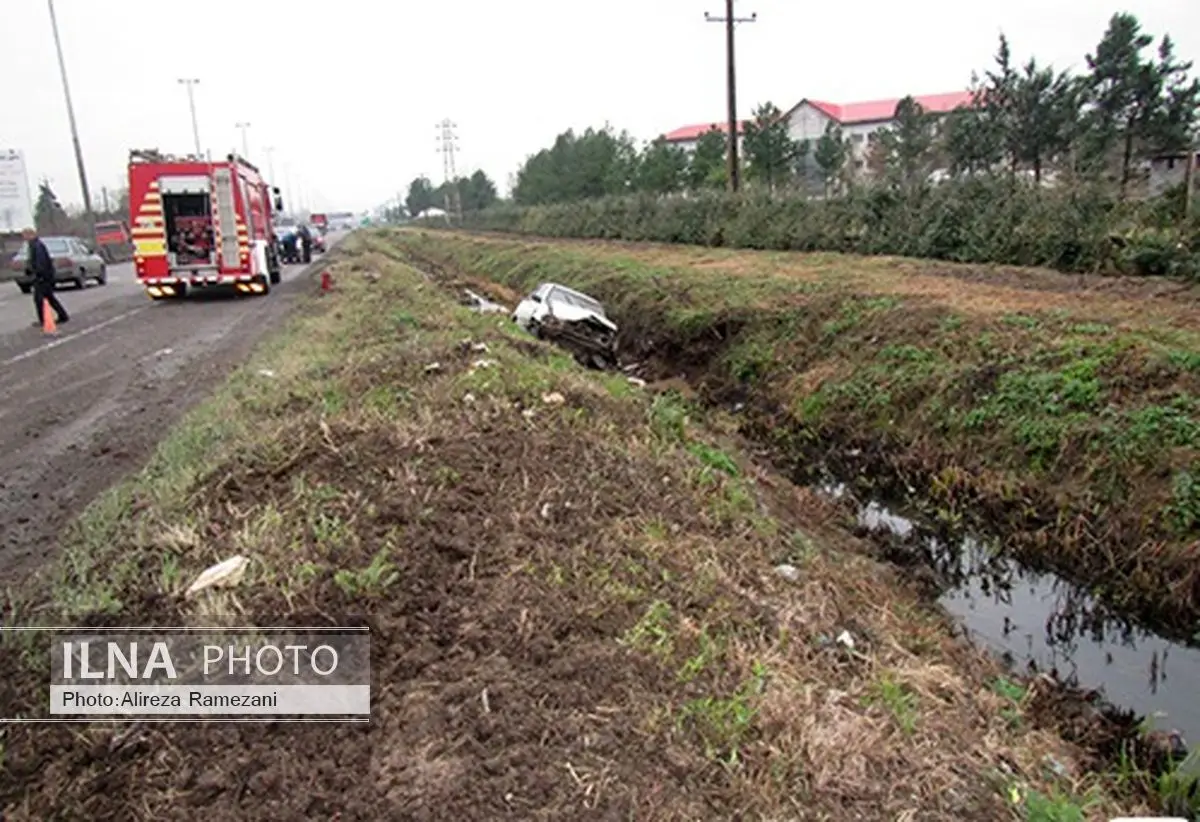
[0,237,343,581]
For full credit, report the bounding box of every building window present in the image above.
[851,133,864,144]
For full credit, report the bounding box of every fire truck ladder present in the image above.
[211,167,240,268]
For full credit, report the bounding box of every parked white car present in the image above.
[512,282,619,368]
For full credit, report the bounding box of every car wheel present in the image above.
[76,270,87,289]
[96,265,107,286]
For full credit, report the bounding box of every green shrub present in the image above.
[451,179,1199,280]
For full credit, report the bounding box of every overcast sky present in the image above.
[3,0,1197,214]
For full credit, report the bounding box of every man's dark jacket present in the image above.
[25,237,55,286]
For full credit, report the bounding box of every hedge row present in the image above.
[451,178,1199,279]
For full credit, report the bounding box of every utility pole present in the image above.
[705,0,756,193]
[178,79,202,157]
[435,118,462,223]
[263,146,277,183]
[47,0,95,238]
[235,122,251,160]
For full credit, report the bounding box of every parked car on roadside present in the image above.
[8,235,108,293]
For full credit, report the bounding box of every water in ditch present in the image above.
[819,482,1200,746]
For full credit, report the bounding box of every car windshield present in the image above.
[549,288,603,315]
[13,237,70,258]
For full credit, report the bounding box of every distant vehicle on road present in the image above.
[305,225,326,253]
[8,235,107,293]
[310,213,328,233]
[94,220,133,262]
[327,211,355,230]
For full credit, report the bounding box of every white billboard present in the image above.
[0,149,34,234]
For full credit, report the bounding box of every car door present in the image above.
[530,285,558,324]
[71,240,92,277]
[71,240,90,276]
[514,283,550,327]
[86,243,103,275]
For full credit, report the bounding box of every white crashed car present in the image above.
[512,282,619,368]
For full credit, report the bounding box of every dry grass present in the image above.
[0,232,1160,820]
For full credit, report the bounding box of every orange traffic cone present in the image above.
[42,299,57,335]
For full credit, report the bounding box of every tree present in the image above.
[405,176,437,218]
[1010,57,1079,182]
[983,34,1024,175]
[462,170,498,212]
[1148,35,1200,156]
[742,102,802,190]
[813,122,849,195]
[1083,12,1153,188]
[870,96,936,190]
[1080,12,1199,194]
[34,180,69,233]
[940,100,1001,176]
[513,126,639,205]
[687,128,728,190]
[634,138,688,194]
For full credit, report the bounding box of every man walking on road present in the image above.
[23,227,69,328]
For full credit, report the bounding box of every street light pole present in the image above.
[46,0,95,237]
[178,78,202,157]
[705,0,756,193]
[235,122,251,160]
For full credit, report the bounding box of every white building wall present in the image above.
[663,135,744,155]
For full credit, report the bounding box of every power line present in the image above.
[705,0,756,193]
[435,118,462,222]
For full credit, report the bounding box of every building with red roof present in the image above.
[659,120,748,155]
[660,91,977,169]
[784,91,976,171]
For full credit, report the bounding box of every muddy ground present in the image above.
[0,252,335,581]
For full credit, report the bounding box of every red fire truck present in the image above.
[127,149,285,299]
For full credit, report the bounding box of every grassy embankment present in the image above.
[390,229,1200,638]
[0,232,1175,819]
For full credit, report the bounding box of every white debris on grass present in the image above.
[185,555,250,598]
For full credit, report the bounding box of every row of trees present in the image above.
[30,181,127,236]
[397,170,499,221]
[506,12,1197,205]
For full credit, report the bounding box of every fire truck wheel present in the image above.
[258,275,272,296]
[269,267,281,286]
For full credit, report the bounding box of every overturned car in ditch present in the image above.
[511,282,618,369]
